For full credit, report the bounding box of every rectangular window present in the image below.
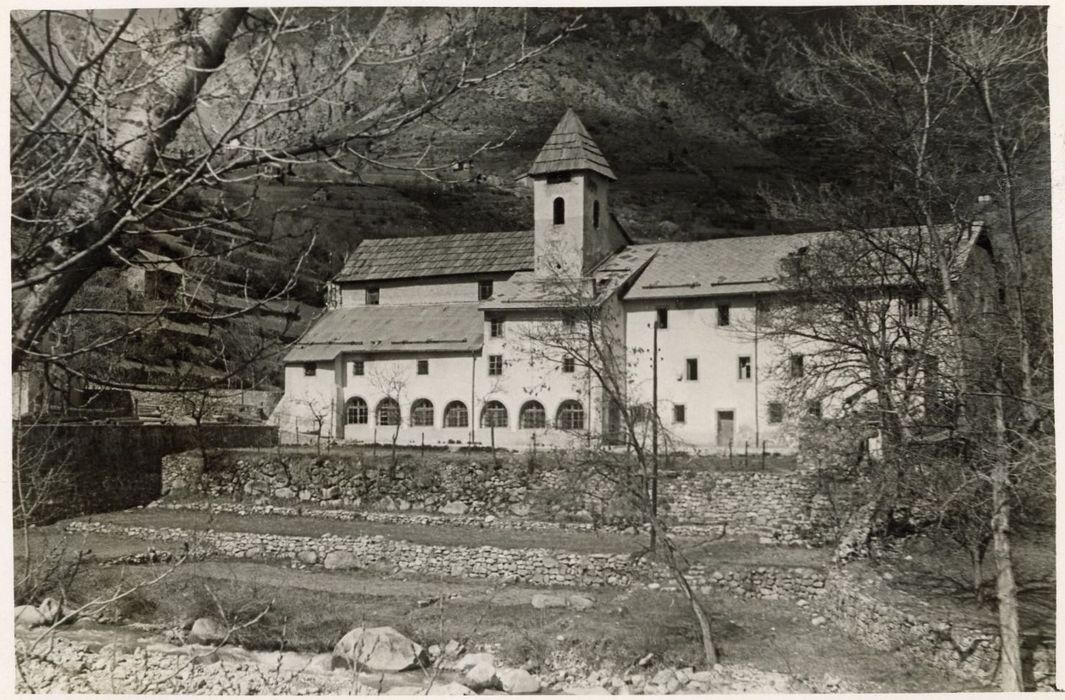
[807,400,822,419]
[738,356,752,380]
[686,358,699,381]
[490,319,504,338]
[673,404,686,424]
[478,280,494,301]
[656,308,668,329]
[488,355,503,376]
[768,402,784,424]
[366,287,380,305]
[562,356,576,373]
[562,315,575,330]
[717,304,730,327]
[303,362,317,376]
[790,354,805,378]
[900,296,921,322]
[352,360,364,376]
[417,359,429,375]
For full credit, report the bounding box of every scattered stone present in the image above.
[274,487,295,499]
[297,550,318,565]
[323,551,360,570]
[811,616,827,627]
[637,653,654,667]
[457,652,495,672]
[567,594,594,611]
[498,668,541,694]
[531,594,568,609]
[443,640,466,659]
[333,626,425,671]
[441,501,468,515]
[510,503,531,517]
[187,617,227,645]
[322,485,340,500]
[647,583,661,591]
[37,597,62,624]
[652,668,675,686]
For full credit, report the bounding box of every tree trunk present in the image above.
[990,374,1023,691]
[12,8,247,370]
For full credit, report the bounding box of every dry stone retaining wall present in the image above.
[164,450,838,545]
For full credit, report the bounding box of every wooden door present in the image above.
[716,410,734,448]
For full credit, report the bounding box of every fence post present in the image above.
[744,440,749,469]
[421,432,425,456]
[761,440,766,470]
[373,429,377,458]
[729,438,733,466]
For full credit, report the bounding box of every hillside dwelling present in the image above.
[122,249,185,302]
[272,109,995,452]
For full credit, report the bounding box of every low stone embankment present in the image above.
[147,499,728,539]
[164,450,838,545]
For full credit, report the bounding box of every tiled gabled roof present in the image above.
[284,303,483,362]
[480,246,656,311]
[624,224,986,301]
[527,109,616,181]
[334,230,533,283]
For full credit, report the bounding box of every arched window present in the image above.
[345,397,368,425]
[593,200,600,229]
[376,397,400,426]
[520,401,546,429]
[444,401,469,428]
[552,197,565,225]
[411,399,434,427]
[481,400,508,428]
[556,400,585,430]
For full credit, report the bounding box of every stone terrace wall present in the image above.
[166,450,839,545]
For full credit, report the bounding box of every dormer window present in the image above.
[553,197,565,225]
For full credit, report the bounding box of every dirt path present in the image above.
[184,559,572,606]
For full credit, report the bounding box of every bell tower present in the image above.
[528,109,618,278]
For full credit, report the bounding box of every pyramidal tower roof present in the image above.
[527,109,616,181]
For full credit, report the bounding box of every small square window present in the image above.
[738,356,751,380]
[768,402,784,424]
[656,308,668,329]
[806,400,822,419]
[352,360,364,376]
[303,362,317,376]
[790,354,805,378]
[673,404,686,424]
[488,355,503,376]
[417,359,429,375]
[562,356,576,373]
[686,358,699,381]
[490,319,504,338]
[366,287,380,305]
[478,280,494,301]
[717,304,730,327]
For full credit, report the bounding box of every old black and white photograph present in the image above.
[7,3,1057,695]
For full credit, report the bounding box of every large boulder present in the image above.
[188,616,228,645]
[14,605,46,628]
[462,661,498,691]
[333,626,426,671]
[323,551,361,570]
[498,667,541,694]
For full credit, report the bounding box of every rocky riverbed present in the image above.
[15,619,850,695]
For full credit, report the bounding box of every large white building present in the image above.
[271,110,992,452]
